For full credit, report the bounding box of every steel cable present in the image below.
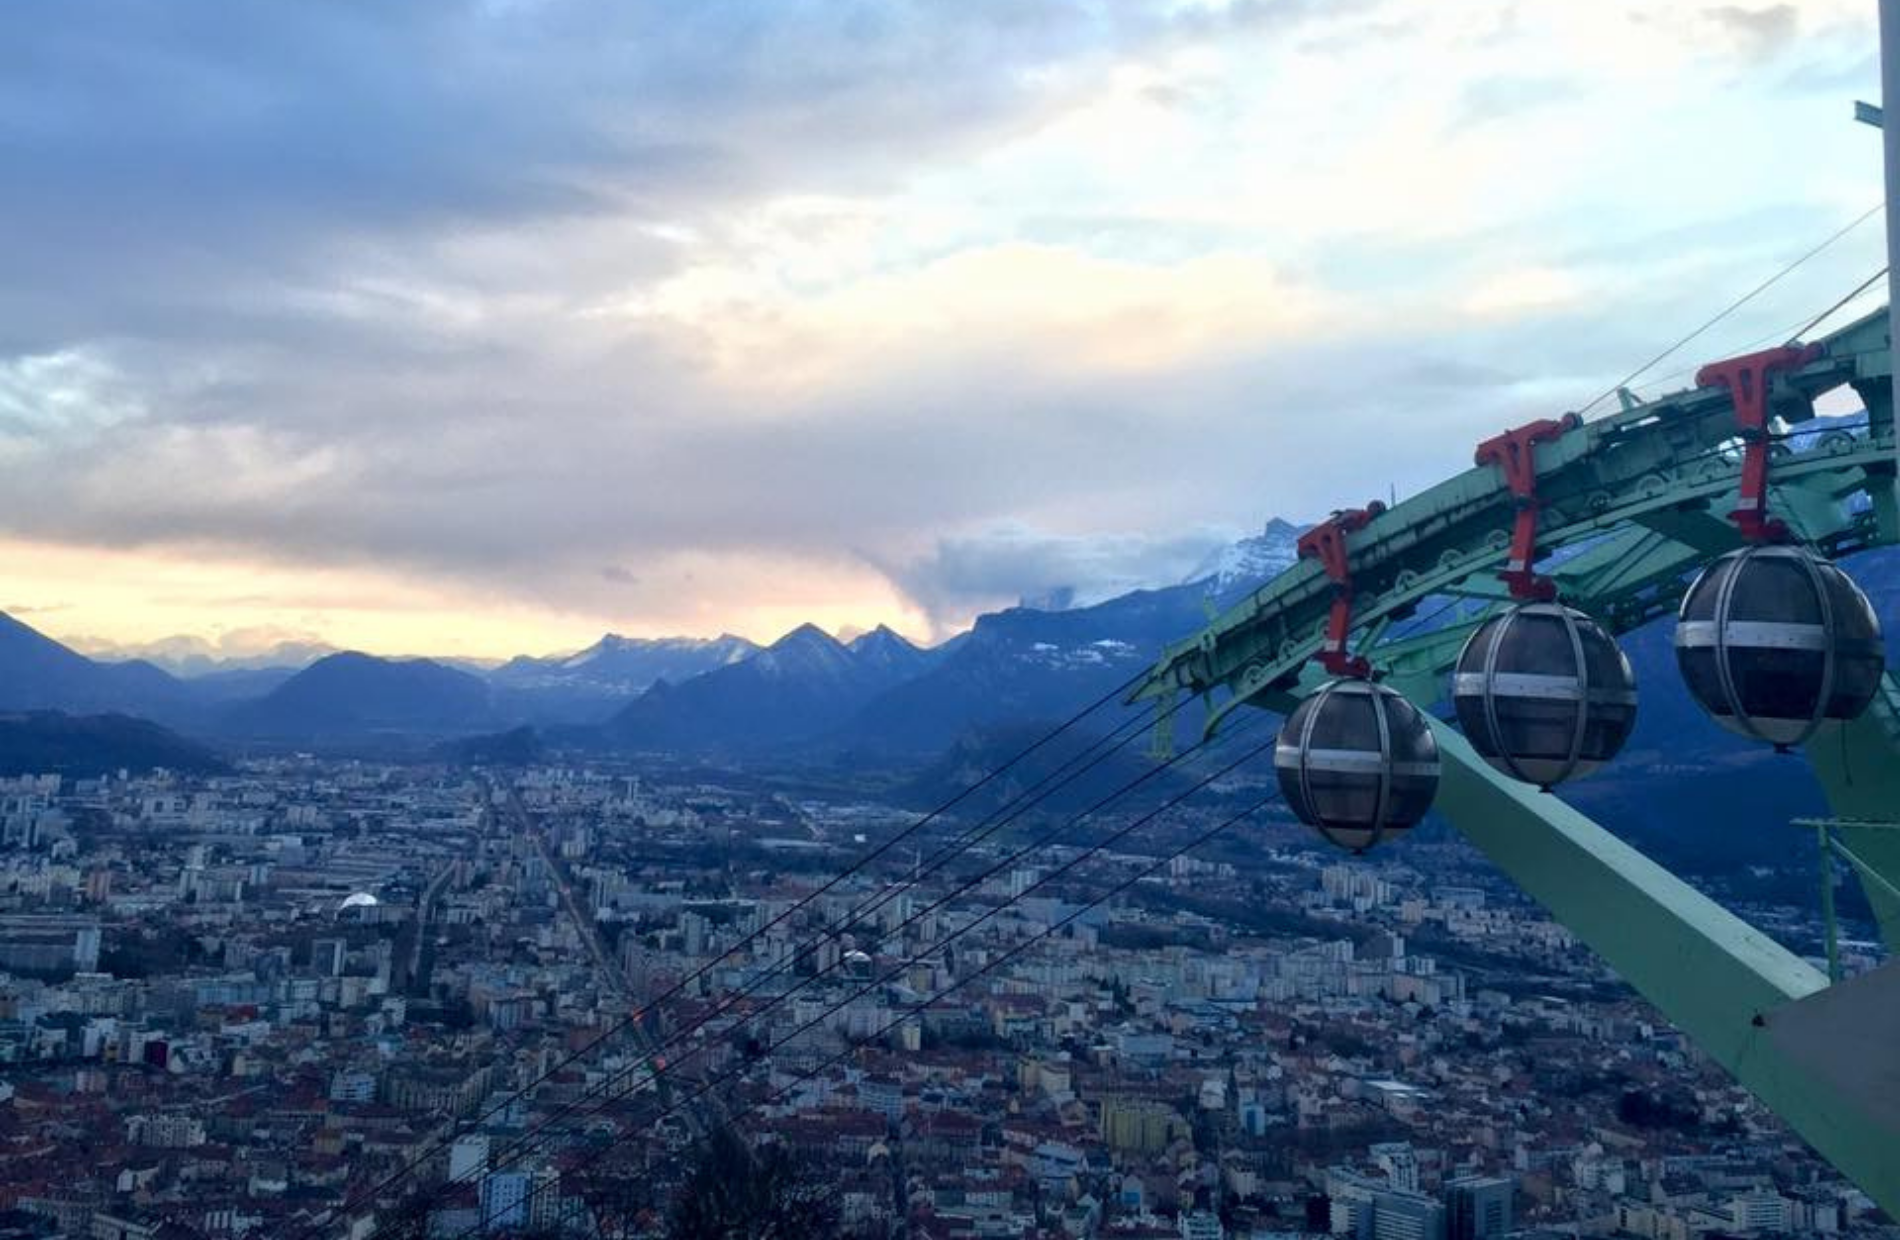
[295,667,1157,1238]
[434,782,1286,1240]
[1575,202,1883,418]
[358,712,1272,1238]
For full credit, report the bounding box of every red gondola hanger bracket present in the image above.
[1695,343,1822,544]
[1297,500,1385,679]
[1474,413,1581,601]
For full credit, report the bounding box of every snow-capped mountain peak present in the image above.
[848,624,930,674]
[491,632,762,695]
[752,623,855,679]
[559,632,752,670]
[848,623,909,653]
[1185,517,1305,595]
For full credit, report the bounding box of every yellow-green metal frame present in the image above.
[1137,308,1900,1212]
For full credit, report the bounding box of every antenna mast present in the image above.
[1884,0,1900,489]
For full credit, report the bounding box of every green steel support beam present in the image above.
[1837,836,1900,907]
[1629,508,1743,557]
[1138,305,1900,1209]
[1805,707,1900,953]
[1759,957,1900,1193]
[1864,377,1900,544]
[1433,724,1900,1214]
[1817,823,1843,984]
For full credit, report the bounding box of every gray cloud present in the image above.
[67,628,339,672]
[0,2,1029,353]
[1448,75,1587,132]
[872,524,1240,628]
[0,303,1568,625]
[0,211,1854,631]
[1703,5,1800,56]
[0,0,1369,599]
[0,0,1883,643]
[1,0,1370,345]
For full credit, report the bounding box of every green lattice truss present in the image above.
[1133,308,1900,1213]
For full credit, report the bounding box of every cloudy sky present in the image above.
[0,0,1887,660]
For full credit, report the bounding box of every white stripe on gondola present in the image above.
[1676,620,1829,651]
[1452,671,1639,703]
[1277,747,1438,776]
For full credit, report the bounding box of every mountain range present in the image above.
[0,520,1308,756]
[222,652,498,740]
[605,624,938,752]
[66,633,341,677]
[8,512,1894,879]
[0,612,187,717]
[490,632,758,697]
[0,711,227,778]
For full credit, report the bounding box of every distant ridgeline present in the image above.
[0,711,227,778]
[0,526,1891,875]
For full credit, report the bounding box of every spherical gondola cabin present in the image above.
[1674,544,1884,749]
[1274,678,1439,853]
[1452,602,1638,789]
